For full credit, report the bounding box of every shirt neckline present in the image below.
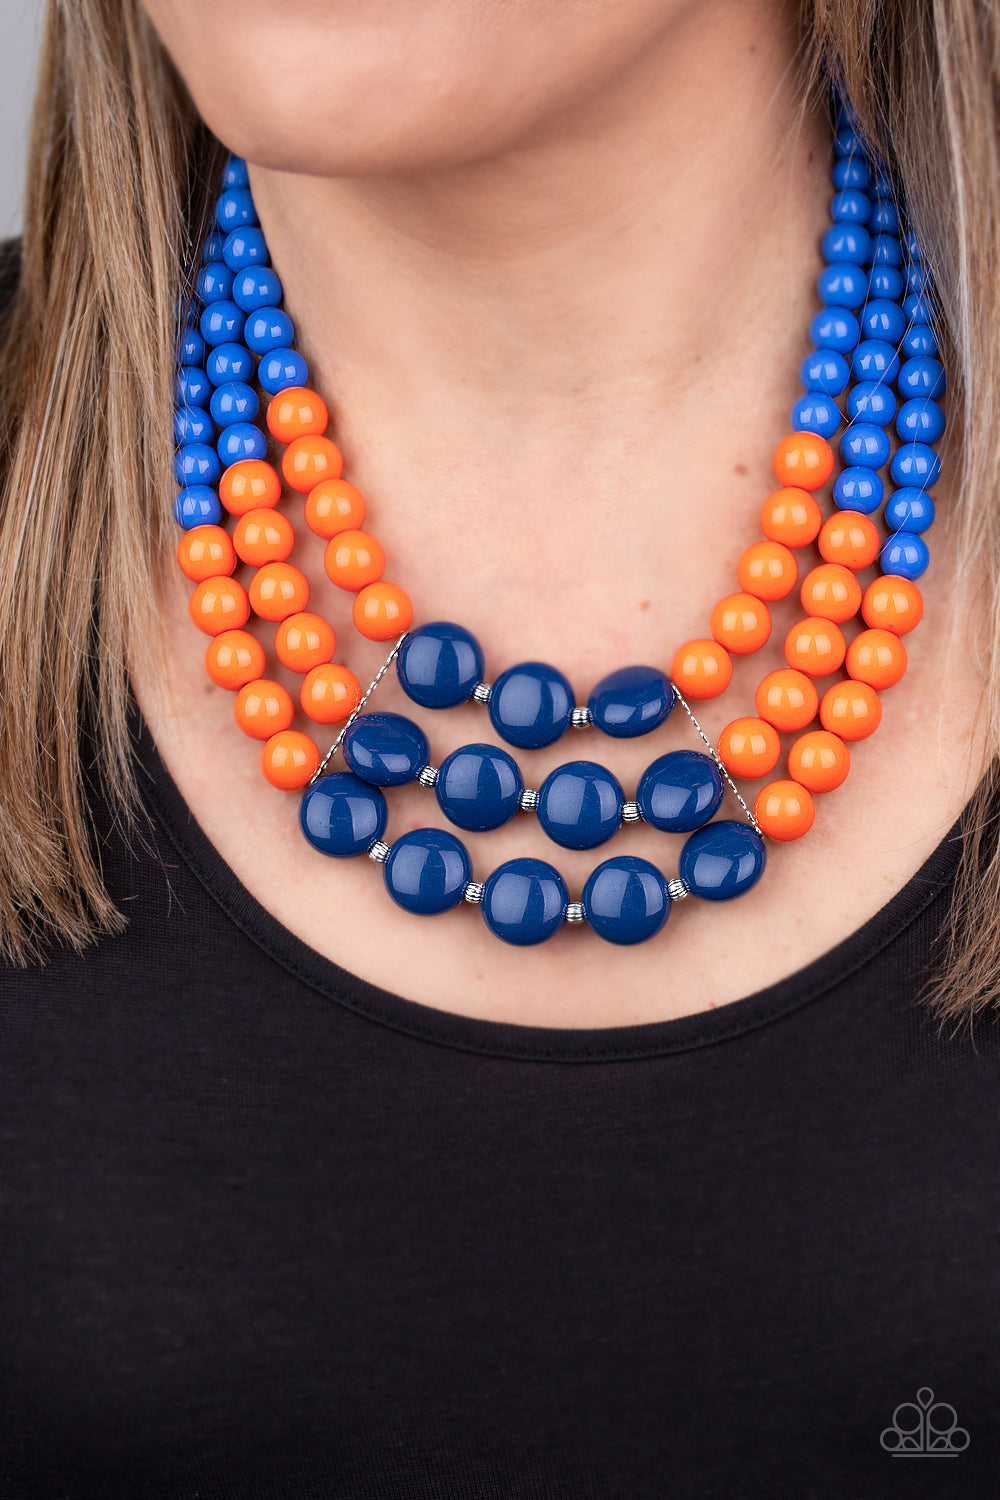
[130,706,963,1063]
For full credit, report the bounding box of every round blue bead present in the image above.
[810,307,860,353]
[870,233,902,267]
[435,744,522,832]
[175,442,222,486]
[890,442,940,489]
[481,858,567,946]
[536,761,624,851]
[588,665,674,738]
[903,230,925,261]
[870,167,896,198]
[679,820,767,902]
[817,263,867,309]
[215,187,257,233]
[244,309,294,354]
[832,156,869,191]
[821,224,870,263]
[299,773,387,858]
[176,365,212,408]
[846,380,896,426]
[209,381,260,427]
[232,266,284,312]
[859,298,906,343]
[223,157,249,189]
[867,265,904,301]
[195,262,234,304]
[206,342,256,387]
[383,829,471,915]
[850,339,899,384]
[201,229,225,265]
[880,532,929,580]
[217,422,267,465]
[904,262,930,296]
[791,394,839,438]
[867,198,900,234]
[199,300,245,347]
[904,291,936,324]
[800,349,850,396]
[582,856,671,946]
[833,123,866,156]
[900,322,938,358]
[489,662,574,750]
[174,485,223,529]
[223,226,269,272]
[897,356,946,400]
[396,622,484,709]
[173,405,214,446]
[258,348,310,394]
[840,421,890,469]
[636,750,723,834]
[178,326,206,365]
[832,465,883,513]
[896,397,945,444]
[830,188,870,224]
[884,487,935,534]
[341,712,429,787]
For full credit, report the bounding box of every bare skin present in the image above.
[137,0,988,1028]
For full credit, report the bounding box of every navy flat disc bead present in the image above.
[341,712,429,787]
[383,829,472,915]
[489,662,574,749]
[396,622,484,709]
[636,750,724,833]
[582,856,671,946]
[481,858,568,946]
[679,820,767,901]
[435,744,522,832]
[299,774,387,858]
[588,665,674,738]
[536,761,624,851]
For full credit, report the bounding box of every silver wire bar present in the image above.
[310,633,408,784]
[670,686,763,836]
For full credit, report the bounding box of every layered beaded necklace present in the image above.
[172,104,945,946]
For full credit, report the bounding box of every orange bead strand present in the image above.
[305,479,367,539]
[281,434,343,493]
[759,488,823,548]
[710,593,772,655]
[353,583,414,641]
[233,507,295,566]
[783,616,847,677]
[772,432,834,490]
[266,387,329,445]
[799,562,863,624]
[818,510,881,570]
[261,730,322,791]
[819,680,883,741]
[176,525,236,582]
[248,561,310,623]
[234,678,295,740]
[861,575,924,635]
[717,717,782,779]
[324,529,386,592]
[754,779,816,841]
[300,663,364,724]
[219,459,281,515]
[670,639,734,700]
[189,576,250,636]
[737,541,798,601]
[787,729,851,793]
[205,629,266,690]
[846,628,908,690]
[754,668,819,732]
[274,611,337,673]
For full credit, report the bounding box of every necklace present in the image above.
[172,103,945,946]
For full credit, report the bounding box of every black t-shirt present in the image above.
[1,707,998,1499]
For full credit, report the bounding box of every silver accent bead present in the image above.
[621,800,641,824]
[416,765,438,788]
[519,789,539,812]
[565,901,586,924]
[471,682,492,705]
[463,881,485,904]
[570,706,592,729]
[667,877,690,901]
[368,840,390,864]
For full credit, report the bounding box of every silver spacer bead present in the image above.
[519,788,539,812]
[667,877,690,901]
[368,840,390,864]
[565,901,586,924]
[416,764,438,788]
[471,682,492,705]
[463,881,485,904]
[621,800,641,824]
[571,706,592,729]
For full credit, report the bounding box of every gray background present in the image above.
[2,1,43,238]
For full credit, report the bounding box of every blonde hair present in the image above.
[0,0,998,1015]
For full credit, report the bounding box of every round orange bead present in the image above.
[717,717,782,779]
[800,562,863,623]
[710,592,772,655]
[772,431,834,490]
[261,730,322,790]
[219,459,281,516]
[736,540,798,601]
[819,680,882,741]
[352,582,415,641]
[248,561,310,623]
[305,478,367,539]
[818,510,881,570]
[753,779,816,841]
[232,507,295,566]
[266,387,329,445]
[754,668,819,732]
[274,611,337,673]
[846,627,908,690]
[281,435,343,494]
[759,487,823,548]
[788,729,850,793]
[669,639,733,700]
[861,575,924,635]
[189,575,250,636]
[300,663,364,724]
[324,529,386,592]
[176,525,236,582]
[783,615,847,677]
[204,629,266,691]
[234,678,295,741]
